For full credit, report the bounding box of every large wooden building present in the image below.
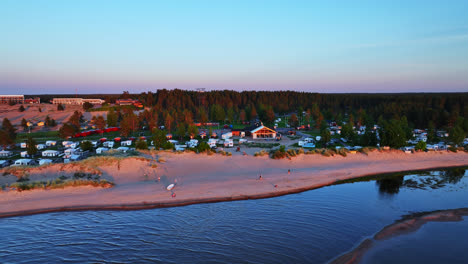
[250,125,276,139]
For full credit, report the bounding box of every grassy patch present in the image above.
[217,150,232,156]
[9,178,114,192]
[245,142,280,148]
[254,150,269,157]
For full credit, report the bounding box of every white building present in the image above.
[52,98,105,105]
[223,139,234,147]
[208,138,218,148]
[222,132,232,139]
[117,146,129,152]
[46,140,57,147]
[64,148,76,156]
[0,95,24,104]
[0,150,13,158]
[36,144,46,150]
[20,151,30,158]
[62,141,76,148]
[96,147,109,154]
[39,159,53,165]
[121,140,132,146]
[13,159,34,166]
[175,145,186,151]
[103,141,114,148]
[64,155,81,163]
[186,139,199,148]
[42,150,60,157]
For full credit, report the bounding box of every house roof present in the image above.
[251,125,276,134]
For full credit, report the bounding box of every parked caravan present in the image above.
[39,159,53,165]
[13,159,35,166]
[46,140,57,147]
[96,147,109,154]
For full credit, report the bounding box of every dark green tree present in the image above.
[320,129,331,146]
[83,102,93,111]
[427,121,436,143]
[197,142,211,152]
[176,122,186,139]
[107,108,118,127]
[2,118,17,140]
[57,104,64,111]
[188,125,199,138]
[81,140,94,152]
[380,119,407,148]
[415,141,427,151]
[361,128,378,147]
[341,123,355,140]
[449,125,465,146]
[135,139,148,150]
[288,114,299,128]
[58,123,77,138]
[26,136,38,156]
[19,105,25,112]
[0,129,13,148]
[152,128,167,149]
[21,118,28,131]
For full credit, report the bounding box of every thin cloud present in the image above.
[351,31,468,49]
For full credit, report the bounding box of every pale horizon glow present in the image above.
[1,0,468,94]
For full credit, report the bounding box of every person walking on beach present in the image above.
[288,169,290,175]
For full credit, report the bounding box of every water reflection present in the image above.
[376,176,404,195]
[442,168,465,184]
[374,168,466,195]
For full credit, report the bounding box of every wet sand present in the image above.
[0,150,467,218]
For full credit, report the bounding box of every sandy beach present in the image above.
[1,150,467,218]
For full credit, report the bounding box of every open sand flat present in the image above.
[0,104,107,129]
[0,150,467,218]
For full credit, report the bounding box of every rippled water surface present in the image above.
[1,168,467,263]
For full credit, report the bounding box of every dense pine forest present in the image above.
[36,90,468,130]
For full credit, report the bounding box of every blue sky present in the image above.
[1,0,468,94]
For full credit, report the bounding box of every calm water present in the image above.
[1,168,467,264]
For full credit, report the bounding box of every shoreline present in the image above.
[1,150,467,219]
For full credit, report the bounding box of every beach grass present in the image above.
[8,178,114,192]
